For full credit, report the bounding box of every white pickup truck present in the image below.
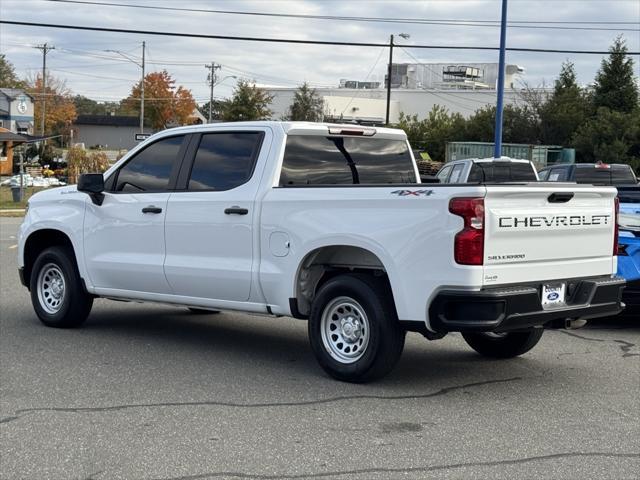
[18,122,625,382]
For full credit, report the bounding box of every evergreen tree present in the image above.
[287,82,324,121]
[539,62,588,146]
[221,80,273,121]
[593,36,638,113]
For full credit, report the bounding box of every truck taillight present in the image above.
[613,196,619,255]
[449,197,485,265]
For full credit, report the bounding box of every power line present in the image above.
[2,20,638,55]
[43,0,640,32]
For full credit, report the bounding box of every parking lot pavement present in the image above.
[1,216,639,480]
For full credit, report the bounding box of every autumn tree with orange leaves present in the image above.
[124,70,196,130]
[29,72,77,137]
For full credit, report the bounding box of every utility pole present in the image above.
[205,62,221,123]
[385,34,394,126]
[34,43,54,136]
[493,0,508,159]
[140,41,145,134]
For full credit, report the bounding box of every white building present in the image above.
[267,86,526,124]
[389,63,525,90]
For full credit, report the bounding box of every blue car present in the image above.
[618,201,640,310]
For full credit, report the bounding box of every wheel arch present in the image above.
[292,244,401,319]
[22,229,80,290]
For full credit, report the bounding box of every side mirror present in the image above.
[78,173,105,205]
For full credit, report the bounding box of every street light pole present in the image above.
[385,34,394,126]
[140,41,145,134]
[105,43,145,133]
[493,0,508,159]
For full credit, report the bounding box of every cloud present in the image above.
[1,0,638,104]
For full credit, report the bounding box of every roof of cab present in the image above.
[449,156,532,164]
[143,121,407,140]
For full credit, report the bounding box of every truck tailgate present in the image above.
[483,184,617,286]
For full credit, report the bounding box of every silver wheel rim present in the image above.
[320,296,370,364]
[37,263,66,314]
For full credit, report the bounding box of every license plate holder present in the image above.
[541,283,566,308]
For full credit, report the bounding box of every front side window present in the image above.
[188,132,263,191]
[279,135,416,185]
[548,168,568,182]
[436,165,453,182]
[114,136,184,192]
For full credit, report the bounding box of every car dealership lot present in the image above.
[1,217,638,479]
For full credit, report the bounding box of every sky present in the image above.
[1,0,639,106]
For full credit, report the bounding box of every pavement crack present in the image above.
[151,452,640,480]
[559,331,639,358]
[613,339,639,358]
[0,377,520,424]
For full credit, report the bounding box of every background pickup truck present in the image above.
[18,122,625,382]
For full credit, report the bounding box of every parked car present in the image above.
[18,122,624,382]
[436,157,538,183]
[538,162,638,185]
[618,201,640,311]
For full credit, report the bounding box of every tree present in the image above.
[287,82,324,121]
[571,107,640,169]
[198,99,228,122]
[465,104,539,145]
[221,80,273,121]
[73,95,122,116]
[124,70,197,130]
[396,106,466,162]
[28,72,77,137]
[593,36,638,113]
[538,62,588,146]
[0,54,26,89]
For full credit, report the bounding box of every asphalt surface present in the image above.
[1,216,638,480]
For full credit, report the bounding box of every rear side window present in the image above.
[115,135,184,192]
[538,169,550,181]
[449,164,465,183]
[188,132,263,191]
[279,135,416,185]
[611,165,637,184]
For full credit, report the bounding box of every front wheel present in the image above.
[29,246,93,328]
[308,274,405,383]
[462,329,544,358]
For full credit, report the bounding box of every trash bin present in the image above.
[11,187,23,203]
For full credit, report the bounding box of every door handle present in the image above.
[224,206,249,215]
[547,192,574,203]
[142,206,163,214]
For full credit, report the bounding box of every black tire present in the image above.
[187,308,220,315]
[29,246,93,328]
[308,274,405,383]
[462,329,544,358]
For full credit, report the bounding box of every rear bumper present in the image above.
[429,275,625,333]
[622,279,640,308]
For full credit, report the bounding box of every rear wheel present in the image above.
[30,246,93,328]
[308,274,405,383]
[462,329,543,358]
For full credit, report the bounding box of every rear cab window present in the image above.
[279,134,417,185]
[468,161,537,183]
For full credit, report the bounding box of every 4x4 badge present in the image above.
[391,189,434,197]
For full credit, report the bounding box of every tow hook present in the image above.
[565,318,587,329]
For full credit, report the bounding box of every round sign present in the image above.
[17,98,27,114]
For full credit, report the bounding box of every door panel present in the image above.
[163,130,269,302]
[84,193,172,293]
